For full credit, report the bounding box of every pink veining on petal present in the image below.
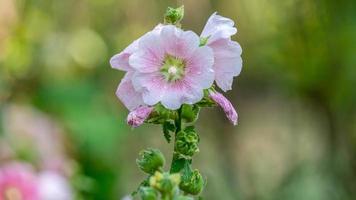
[127,106,154,128]
[209,91,238,125]
[110,24,164,72]
[0,163,39,200]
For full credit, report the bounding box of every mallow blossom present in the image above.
[201,12,243,92]
[111,12,241,126]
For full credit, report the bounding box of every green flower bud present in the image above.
[164,6,184,25]
[175,127,199,157]
[139,187,158,200]
[181,104,200,123]
[149,172,181,193]
[136,148,165,174]
[180,169,205,195]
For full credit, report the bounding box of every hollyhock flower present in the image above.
[201,13,242,92]
[130,25,215,110]
[0,163,39,200]
[127,106,154,128]
[209,91,238,125]
[38,171,73,200]
[110,25,163,111]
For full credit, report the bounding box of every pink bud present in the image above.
[127,106,154,128]
[209,91,238,125]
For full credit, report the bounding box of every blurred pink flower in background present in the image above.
[0,162,39,200]
[2,104,71,174]
[38,171,73,200]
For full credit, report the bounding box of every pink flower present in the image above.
[209,91,238,125]
[38,171,73,200]
[110,25,163,111]
[127,106,154,128]
[201,13,242,92]
[130,25,215,110]
[0,163,39,200]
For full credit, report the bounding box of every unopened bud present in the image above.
[175,127,199,157]
[136,148,165,174]
[164,6,184,25]
[180,169,205,195]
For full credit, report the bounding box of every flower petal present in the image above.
[110,40,139,71]
[209,39,242,91]
[160,25,200,59]
[116,72,145,111]
[161,80,204,110]
[131,72,166,106]
[129,32,166,73]
[110,24,164,71]
[201,12,237,44]
[185,46,215,89]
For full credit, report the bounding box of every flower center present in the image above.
[4,187,23,200]
[160,55,185,82]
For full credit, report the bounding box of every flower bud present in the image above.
[209,91,238,125]
[175,127,199,157]
[127,106,154,128]
[136,148,165,174]
[149,172,180,193]
[164,6,184,25]
[180,169,205,195]
[139,187,158,200]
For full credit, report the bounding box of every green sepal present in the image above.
[181,104,200,123]
[147,104,176,124]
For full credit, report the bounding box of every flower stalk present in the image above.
[110,5,242,200]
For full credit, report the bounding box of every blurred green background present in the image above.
[0,0,356,199]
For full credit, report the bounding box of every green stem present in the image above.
[170,107,190,173]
